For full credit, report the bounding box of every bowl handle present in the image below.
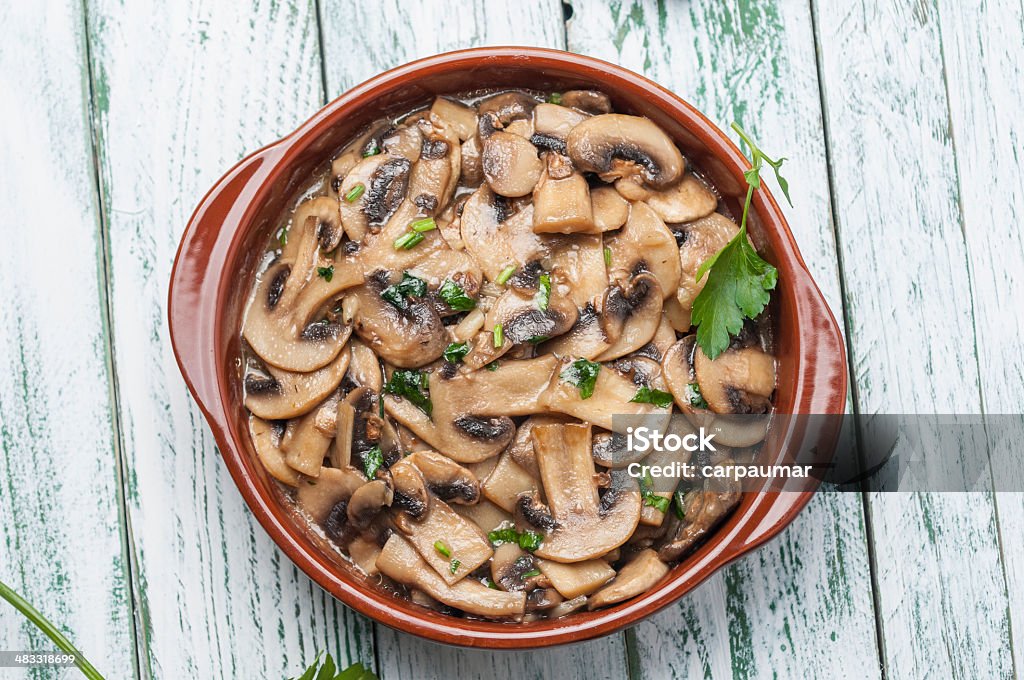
[168,143,283,417]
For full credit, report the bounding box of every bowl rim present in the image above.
[168,46,848,649]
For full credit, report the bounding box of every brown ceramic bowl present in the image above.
[168,47,847,648]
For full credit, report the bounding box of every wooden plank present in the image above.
[936,0,1024,669]
[0,1,137,677]
[567,1,881,677]
[317,2,631,677]
[813,1,1014,677]
[84,0,376,677]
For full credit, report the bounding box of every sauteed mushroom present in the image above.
[240,88,778,623]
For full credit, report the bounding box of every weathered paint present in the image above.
[0,1,136,678]
[813,0,1014,677]
[568,1,881,677]
[84,0,375,677]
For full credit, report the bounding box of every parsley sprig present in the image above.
[691,123,791,359]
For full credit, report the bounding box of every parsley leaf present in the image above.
[485,361,500,372]
[383,369,432,416]
[380,272,427,310]
[438,279,477,311]
[630,386,674,408]
[362,445,383,480]
[290,652,377,680]
[487,524,543,552]
[673,490,687,519]
[443,341,470,364]
[691,123,786,359]
[686,382,709,410]
[560,358,601,400]
[449,559,461,574]
[640,472,670,513]
[434,540,451,558]
[316,265,334,282]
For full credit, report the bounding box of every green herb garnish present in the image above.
[485,361,500,372]
[434,540,451,558]
[450,559,461,574]
[344,183,365,202]
[484,577,499,590]
[495,265,516,285]
[535,273,551,312]
[560,358,601,400]
[521,569,541,579]
[603,246,612,266]
[641,472,670,513]
[493,323,504,348]
[673,490,687,519]
[691,123,788,359]
[438,279,477,311]
[383,369,432,416]
[630,386,674,408]
[363,445,383,480]
[443,341,470,364]
[380,272,427,310]
[686,382,709,410]
[362,144,380,158]
[316,265,335,282]
[527,335,549,344]
[488,524,543,552]
[0,579,104,680]
[393,231,425,250]
[278,226,288,246]
[547,92,563,105]
[410,217,437,233]
[290,652,378,680]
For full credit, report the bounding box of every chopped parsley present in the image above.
[487,524,543,552]
[493,323,504,348]
[527,335,549,345]
[686,382,709,410]
[495,265,516,285]
[521,569,541,579]
[344,183,365,202]
[383,369,432,416]
[437,279,477,311]
[560,358,601,400]
[409,217,437,233]
[443,341,470,364]
[393,231,425,250]
[484,577,499,590]
[380,272,427,310]
[535,273,551,312]
[630,386,674,409]
[277,227,288,246]
[316,265,334,282]
[641,472,670,513]
[449,559,461,574]
[485,361,500,372]
[363,445,383,480]
[433,540,451,558]
[603,246,612,266]
[673,490,687,519]
[547,92,562,105]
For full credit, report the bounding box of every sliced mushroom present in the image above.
[347,535,382,576]
[633,174,718,224]
[540,302,611,360]
[460,185,547,281]
[566,114,684,188]
[392,496,493,584]
[243,345,351,420]
[506,414,570,478]
[603,201,681,301]
[532,103,588,142]
[548,595,589,618]
[491,543,541,592]
[296,465,366,525]
[329,121,391,193]
[348,272,448,368]
[452,499,512,534]
[591,431,646,469]
[544,234,607,307]
[281,196,344,261]
[477,91,537,129]
[590,186,629,232]
[526,423,641,563]
[377,534,525,617]
[280,394,338,477]
[595,272,663,361]
[381,124,423,163]
[662,336,773,447]
[345,338,383,392]
[676,213,740,322]
[249,416,301,486]
[526,587,564,612]
[658,462,741,562]
[536,558,615,599]
[482,131,543,197]
[338,154,412,241]
[242,257,361,372]
[481,450,537,513]
[542,357,670,433]
[588,548,669,609]
[460,135,484,188]
[430,97,478,141]
[404,450,481,505]
[531,156,594,234]
[387,457,431,519]
[408,114,462,216]
[560,90,613,115]
[347,477,394,530]
[386,355,558,463]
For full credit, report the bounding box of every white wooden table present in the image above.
[2,1,1022,678]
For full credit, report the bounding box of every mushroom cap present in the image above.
[460,185,547,281]
[346,478,394,530]
[595,272,664,361]
[295,465,367,525]
[404,450,481,505]
[693,343,776,415]
[430,97,478,141]
[533,103,588,140]
[567,114,684,188]
[560,90,613,115]
[642,173,718,224]
[349,273,448,369]
[482,131,543,198]
[587,548,669,609]
[590,186,630,232]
